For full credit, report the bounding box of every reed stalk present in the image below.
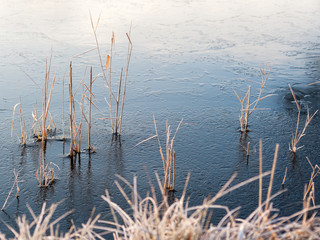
[81,67,100,152]
[259,139,263,209]
[246,141,250,163]
[62,66,67,140]
[1,169,20,211]
[265,144,279,212]
[282,167,287,187]
[118,32,132,136]
[11,100,27,145]
[108,34,115,132]
[18,98,27,145]
[69,62,74,157]
[88,67,92,150]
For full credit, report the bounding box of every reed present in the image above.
[88,67,93,150]
[90,14,132,136]
[258,139,263,209]
[233,65,273,132]
[246,141,250,159]
[62,66,67,140]
[288,84,318,153]
[69,62,74,157]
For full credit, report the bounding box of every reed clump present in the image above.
[32,57,56,141]
[288,84,318,153]
[154,117,183,193]
[36,160,56,187]
[137,117,183,194]
[68,62,85,157]
[12,57,56,144]
[90,14,132,136]
[233,65,274,133]
[36,142,58,187]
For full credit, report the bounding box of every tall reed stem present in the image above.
[62,68,65,140]
[259,139,263,209]
[69,62,74,157]
[88,67,92,150]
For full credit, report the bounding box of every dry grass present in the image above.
[233,65,274,133]
[288,84,318,153]
[4,201,103,240]
[3,144,320,239]
[95,144,320,239]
